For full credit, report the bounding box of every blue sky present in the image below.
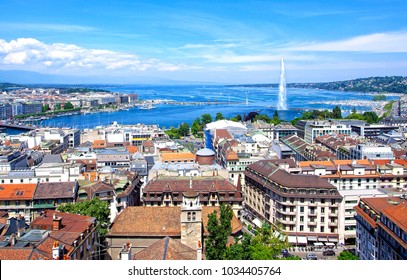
[0,0,406,83]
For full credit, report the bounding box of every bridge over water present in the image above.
[0,122,36,131]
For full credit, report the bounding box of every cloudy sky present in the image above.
[0,0,406,84]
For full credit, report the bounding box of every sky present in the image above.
[0,0,406,84]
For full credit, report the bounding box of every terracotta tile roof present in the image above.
[0,248,34,260]
[161,152,195,162]
[373,159,407,166]
[0,184,37,200]
[108,207,181,237]
[215,129,232,140]
[34,182,76,199]
[145,176,239,193]
[381,202,407,232]
[93,140,106,148]
[133,236,197,260]
[30,210,96,245]
[107,206,242,237]
[126,145,139,154]
[142,140,155,147]
[299,161,335,167]
[247,160,337,190]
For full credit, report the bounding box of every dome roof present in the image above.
[196,148,215,156]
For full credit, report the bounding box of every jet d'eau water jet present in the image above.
[278,57,287,110]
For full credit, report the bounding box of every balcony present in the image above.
[329,212,338,217]
[308,211,317,216]
[308,220,317,226]
[33,203,55,209]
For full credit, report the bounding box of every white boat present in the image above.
[139,104,157,110]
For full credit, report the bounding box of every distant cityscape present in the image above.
[0,80,406,261]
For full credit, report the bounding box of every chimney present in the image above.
[121,242,132,260]
[52,213,62,231]
[197,240,202,260]
[52,241,61,260]
[10,234,16,246]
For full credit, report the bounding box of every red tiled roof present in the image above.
[133,237,197,260]
[0,184,37,200]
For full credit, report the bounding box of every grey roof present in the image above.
[196,148,215,156]
[41,154,63,164]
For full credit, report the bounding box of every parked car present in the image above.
[306,253,318,260]
[322,250,336,256]
[281,249,293,258]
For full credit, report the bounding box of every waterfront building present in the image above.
[244,160,344,245]
[21,102,42,115]
[354,196,407,260]
[0,103,12,120]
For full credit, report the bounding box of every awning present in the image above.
[325,242,335,246]
[287,236,297,244]
[252,218,262,228]
[328,237,338,242]
[297,236,307,244]
[318,237,328,242]
[314,242,324,246]
[307,236,317,242]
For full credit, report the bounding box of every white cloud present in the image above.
[0,38,188,74]
[289,31,407,53]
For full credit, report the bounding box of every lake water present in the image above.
[25,85,399,130]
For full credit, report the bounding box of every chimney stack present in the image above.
[197,240,202,260]
[52,241,61,260]
[52,213,62,231]
[121,242,132,260]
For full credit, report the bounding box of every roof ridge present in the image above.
[162,236,170,260]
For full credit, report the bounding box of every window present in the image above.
[300,198,304,203]
[300,216,304,222]
[187,212,191,221]
[300,225,304,231]
[320,226,325,232]
[321,217,325,223]
[300,206,304,213]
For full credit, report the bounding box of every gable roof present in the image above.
[34,182,76,200]
[0,184,37,200]
[107,206,242,238]
[133,236,197,260]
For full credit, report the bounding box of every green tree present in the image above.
[337,251,359,260]
[57,198,110,240]
[215,112,225,121]
[201,113,213,127]
[363,111,379,124]
[191,117,202,137]
[332,106,342,119]
[205,204,233,260]
[42,104,49,113]
[230,114,242,122]
[178,122,190,137]
[64,102,74,110]
[165,127,180,139]
[54,103,61,110]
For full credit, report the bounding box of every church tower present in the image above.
[180,178,202,250]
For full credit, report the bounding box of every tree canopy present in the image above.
[57,198,110,240]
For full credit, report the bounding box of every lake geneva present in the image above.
[36,84,399,130]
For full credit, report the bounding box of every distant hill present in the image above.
[288,76,407,94]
